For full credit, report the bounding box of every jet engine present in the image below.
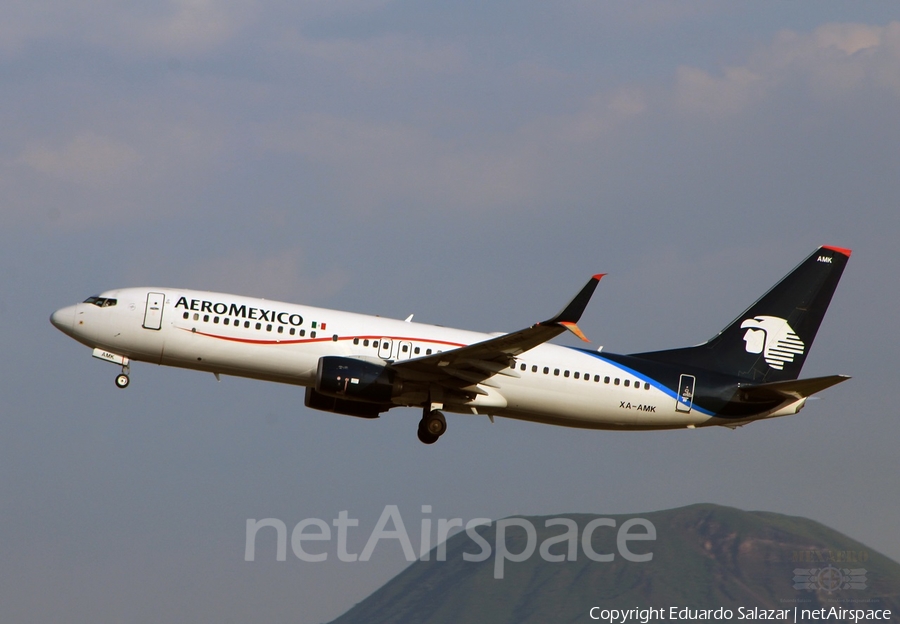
[304,387,384,419]
[314,356,399,404]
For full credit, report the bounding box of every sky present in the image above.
[2,1,899,622]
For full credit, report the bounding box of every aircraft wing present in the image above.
[390,275,604,391]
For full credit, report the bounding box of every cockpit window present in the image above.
[83,296,117,307]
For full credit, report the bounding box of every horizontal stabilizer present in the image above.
[739,375,850,402]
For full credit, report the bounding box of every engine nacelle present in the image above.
[315,356,398,404]
[304,387,383,419]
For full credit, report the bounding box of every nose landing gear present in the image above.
[417,409,446,444]
[115,364,131,389]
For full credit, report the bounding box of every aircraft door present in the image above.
[142,292,165,330]
[675,374,696,413]
[378,337,393,360]
[397,341,413,361]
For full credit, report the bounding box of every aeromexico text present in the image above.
[175,297,303,326]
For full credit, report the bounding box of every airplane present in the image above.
[50,245,851,444]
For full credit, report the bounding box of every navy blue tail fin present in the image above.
[632,246,851,382]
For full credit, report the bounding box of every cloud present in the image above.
[130,0,248,56]
[5,110,230,227]
[0,0,251,58]
[675,66,767,117]
[571,0,723,28]
[674,21,900,117]
[254,21,900,217]
[254,87,648,215]
[270,32,468,84]
[17,132,141,188]
[260,113,540,212]
[5,16,900,232]
[546,87,648,144]
[0,0,404,59]
[153,248,351,303]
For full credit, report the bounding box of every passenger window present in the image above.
[624,379,630,387]
[604,376,610,384]
[574,372,580,379]
[426,349,432,355]
[278,326,283,334]
[594,375,600,382]
[353,338,359,345]
[520,363,526,371]
[194,313,199,321]
[644,382,650,390]
[544,367,549,374]
[373,341,379,348]
[183,312,189,320]
[203,315,209,322]
[554,369,560,376]
[213,317,219,324]
[614,378,620,385]
[532,365,537,373]
[332,335,338,342]
[256,323,261,330]
[311,331,316,338]
[224,318,230,325]
[414,347,420,354]
[266,324,272,331]
[244,321,250,328]
[300,329,306,336]
[363,339,369,346]
[403,345,409,352]
[289,328,295,335]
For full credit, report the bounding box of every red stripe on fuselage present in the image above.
[180,327,466,348]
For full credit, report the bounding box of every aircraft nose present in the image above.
[50,305,76,335]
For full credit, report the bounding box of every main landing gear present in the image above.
[417,409,447,445]
[115,364,131,389]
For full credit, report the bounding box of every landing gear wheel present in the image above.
[417,423,439,445]
[424,410,447,436]
[115,374,130,389]
[417,410,446,444]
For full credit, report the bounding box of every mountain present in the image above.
[328,504,900,624]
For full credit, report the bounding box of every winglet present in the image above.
[559,321,590,342]
[547,274,604,325]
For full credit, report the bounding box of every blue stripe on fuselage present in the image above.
[567,347,716,417]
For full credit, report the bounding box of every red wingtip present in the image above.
[822,245,852,257]
[592,273,606,281]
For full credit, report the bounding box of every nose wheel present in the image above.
[115,364,131,389]
[417,409,446,444]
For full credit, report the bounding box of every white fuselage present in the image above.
[51,287,716,431]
